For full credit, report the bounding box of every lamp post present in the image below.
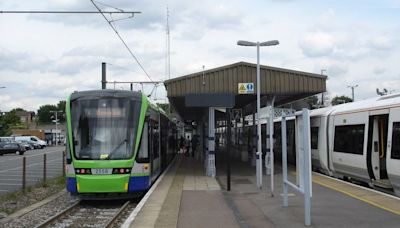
[50,110,63,146]
[237,39,279,188]
[347,84,358,101]
[320,70,326,106]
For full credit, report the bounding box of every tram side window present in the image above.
[136,122,149,162]
[153,123,160,159]
[391,122,400,159]
[311,127,319,150]
[334,124,365,155]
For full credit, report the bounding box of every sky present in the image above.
[0,0,399,112]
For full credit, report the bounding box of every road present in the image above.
[0,146,65,196]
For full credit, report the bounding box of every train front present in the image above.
[65,90,146,199]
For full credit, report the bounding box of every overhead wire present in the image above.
[90,0,154,83]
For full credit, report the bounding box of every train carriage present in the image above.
[65,90,177,199]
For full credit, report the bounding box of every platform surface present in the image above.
[126,154,400,228]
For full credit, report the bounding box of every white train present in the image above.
[298,93,400,196]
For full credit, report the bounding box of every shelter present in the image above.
[164,61,327,177]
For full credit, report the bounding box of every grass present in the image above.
[0,176,66,215]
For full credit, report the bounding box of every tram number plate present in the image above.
[92,168,112,175]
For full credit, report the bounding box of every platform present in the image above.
[123,154,400,228]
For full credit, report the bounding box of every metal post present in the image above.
[302,109,311,226]
[55,112,58,146]
[22,157,26,192]
[43,154,47,185]
[269,105,274,196]
[256,42,262,189]
[207,107,216,177]
[101,62,106,89]
[227,109,231,191]
[282,116,288,207]
[130,83,133,91]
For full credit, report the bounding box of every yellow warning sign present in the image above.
[238,83,254,94]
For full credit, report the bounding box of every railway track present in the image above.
[35,200,134,228]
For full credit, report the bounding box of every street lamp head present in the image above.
[260,40,279,46]
[237,40,257,46]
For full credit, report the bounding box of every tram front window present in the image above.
[71,98,140,160]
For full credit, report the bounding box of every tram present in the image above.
[64,90,177,198]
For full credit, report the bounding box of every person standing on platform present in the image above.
[179,136,185,153]
[191,135,198,157]
[185,136,191,156]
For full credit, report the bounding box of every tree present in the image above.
[157,103,175,114]
[57,100,66,122]
[37,104,58,123]
[305,95,319,109]
[0,110,21,136]
[331,95,353,106]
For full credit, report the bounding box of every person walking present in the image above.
[185,136,191,156]
[191,135,198,157]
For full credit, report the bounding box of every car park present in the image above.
[0,142,26,156]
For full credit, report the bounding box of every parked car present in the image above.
[0,142,26,155]
[17,141,34,150]
[14,136,47,149]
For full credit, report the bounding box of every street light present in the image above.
[347,84,358,101]
[50,110,63,146]
[237,39,279,188]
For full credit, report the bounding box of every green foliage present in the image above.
[37,100,66,124]
[331,95,353,105]
[0,110,21,136]
[157,103,174,114]
[305,95,319,109]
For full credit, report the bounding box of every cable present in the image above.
[90,0,154,82]
[94,0,124,12]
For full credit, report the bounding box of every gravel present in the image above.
[0,192,79,228]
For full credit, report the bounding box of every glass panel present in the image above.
[334,124,365,155]
[71,97,140,160]
[311,127,319,150]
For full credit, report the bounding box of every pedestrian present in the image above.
[179,136,185,153]
[191,135,198,157]
[185,136,191,157]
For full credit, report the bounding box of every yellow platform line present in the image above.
[312,173,400,216]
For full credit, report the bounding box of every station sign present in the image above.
[238,83,254,94]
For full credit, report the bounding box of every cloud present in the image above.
[368,35,395,50]
[373,67,386,75]
[299,31,336,57]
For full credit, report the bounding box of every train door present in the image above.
[387,107,400,195]
[367,113,389,187]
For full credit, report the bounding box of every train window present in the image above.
[334,124,365,155]
[391,122,400,159]
[311,127,319,150]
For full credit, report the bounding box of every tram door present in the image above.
[368,114,389,181]
[148,116,160,181]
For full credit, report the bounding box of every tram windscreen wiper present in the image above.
[106,139,127,160]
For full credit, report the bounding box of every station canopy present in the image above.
[164,62,327,120]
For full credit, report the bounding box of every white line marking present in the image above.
[313,172,400,200]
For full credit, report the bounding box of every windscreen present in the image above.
[70,97,140,160]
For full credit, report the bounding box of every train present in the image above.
[268,93,400,196]
[229,94,400,196]
[65,90,178,198]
